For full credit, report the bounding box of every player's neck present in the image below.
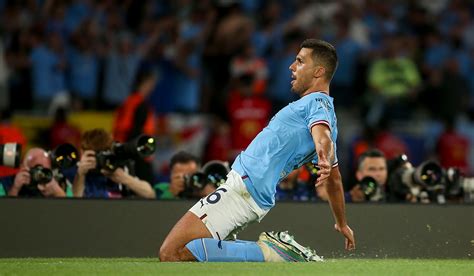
[301,84,330,97]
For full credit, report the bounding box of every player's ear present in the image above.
[313,66,325,79]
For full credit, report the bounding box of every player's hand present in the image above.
[335,224,356,251]
[77,150,96,176]
[13,169,30,188]
[315,149,331,187]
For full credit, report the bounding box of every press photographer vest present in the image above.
[113,93,155,142]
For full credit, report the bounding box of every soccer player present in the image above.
[160,39,355,262]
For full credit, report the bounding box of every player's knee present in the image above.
[159,244,176,262]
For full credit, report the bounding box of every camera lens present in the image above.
[360,176,377,199]
[136,136,156,157]
[52,143,79,169]
[0,143,21,167]
[30,165,53,184]
[202,161,229,186]
[415,161,443,186]
[185,172,207,190]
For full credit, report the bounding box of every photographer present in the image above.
[1,148,66,197]
[112,69,157,184]
[275,163,329,202]
[155,151,216,200]
[71,128,155,199]
[346,149,387,202]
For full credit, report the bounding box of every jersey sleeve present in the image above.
[305,96,338,167]
[305,97,332,132]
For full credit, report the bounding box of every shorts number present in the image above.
[206,187,228,204]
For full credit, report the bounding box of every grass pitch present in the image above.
[0,258,472,275]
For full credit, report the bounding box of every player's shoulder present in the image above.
[292,92,333,110]
[299,91,332,102]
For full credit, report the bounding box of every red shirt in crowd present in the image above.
[49,121,81,149]
[227,91,271,153]
[0,123,27,177]
[436,129,469,174]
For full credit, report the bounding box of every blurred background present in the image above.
[1,0,474,202]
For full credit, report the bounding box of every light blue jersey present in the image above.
[232,92,338,210]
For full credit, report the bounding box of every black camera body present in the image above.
[29,165,53,185]
[20,164,53,197]
[95,135,156,172]
[181,160,230,197]
[358,176,380,201]
[95,150,121,171]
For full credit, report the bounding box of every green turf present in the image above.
[0,259,472,275]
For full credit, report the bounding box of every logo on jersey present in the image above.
[315,98,332,112]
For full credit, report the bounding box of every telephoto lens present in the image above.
[359,176,378,200]
[113,135,157,159]
[0,143,21,168]
[51,143,79,169]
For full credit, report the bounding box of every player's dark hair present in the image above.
[300,39,338,81]
[357,149,386,170]
[170,151,201,170]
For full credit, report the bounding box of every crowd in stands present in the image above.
[1,0,474,203]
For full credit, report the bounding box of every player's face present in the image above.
[289,47,316,95]
[357,157,388,186]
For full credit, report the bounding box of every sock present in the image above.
[185,238,264,262]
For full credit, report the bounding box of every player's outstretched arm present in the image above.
[326,167,355,250]
[310,124,334,186]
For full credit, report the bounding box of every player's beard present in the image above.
[290,78,307,96]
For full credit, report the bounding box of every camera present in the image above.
[20,143,80,196]
[358,176,379,201]
[0,143,21,168]
[49,143,80,190]
[96,135,156,171]
[29,165,53,185]
[19,164,55,197]
[184,172,207,191]
[50,143,79,170]
[387,154,459,203]
[182,160,230,197]
[401,160,443,189]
